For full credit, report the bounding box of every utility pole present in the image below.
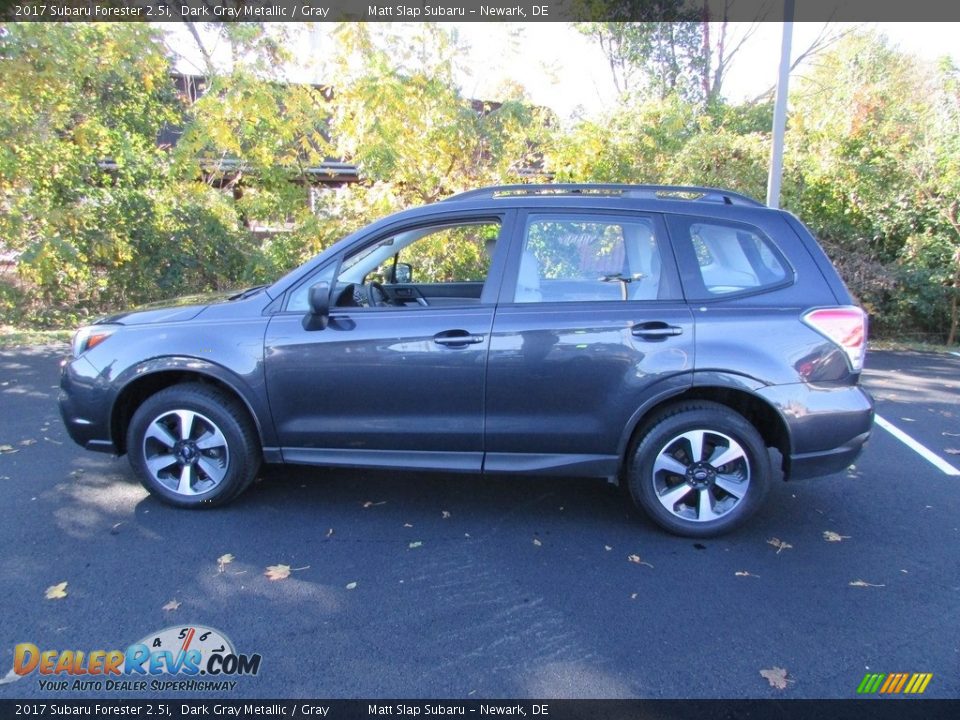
[766,0,795,209]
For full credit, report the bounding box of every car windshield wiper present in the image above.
[229,285,268,300]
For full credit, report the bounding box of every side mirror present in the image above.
[302,281,330,331]
[394,262,412,284]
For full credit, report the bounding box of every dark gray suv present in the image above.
[59,184,874,537]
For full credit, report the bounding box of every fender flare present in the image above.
[108,356,277,451]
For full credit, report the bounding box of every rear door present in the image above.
[484,210,695,474]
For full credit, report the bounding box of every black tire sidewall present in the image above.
[629,405,771,537]
[127,385,258,508]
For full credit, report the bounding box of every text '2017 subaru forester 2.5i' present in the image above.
[60,184,874,537]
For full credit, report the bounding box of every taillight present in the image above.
[802,306,867,372]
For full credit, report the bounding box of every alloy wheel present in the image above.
[651,429,751,522]
[141,409,230,497]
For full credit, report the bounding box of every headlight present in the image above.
[71,325,118,358]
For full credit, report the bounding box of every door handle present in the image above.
[631,322,683,340]
[433,331,484,346]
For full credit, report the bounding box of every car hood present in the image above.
[97,291,237,326]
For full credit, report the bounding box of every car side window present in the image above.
[675,218,789,297]
[390,222,500,284]
[515,215,666,303]
[327,219,502,310]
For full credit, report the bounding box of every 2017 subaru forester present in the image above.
[59,184,874,537]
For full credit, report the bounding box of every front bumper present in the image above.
[58,355,117,454]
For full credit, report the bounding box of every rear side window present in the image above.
[515,214,673,303]
[668,216,791,299]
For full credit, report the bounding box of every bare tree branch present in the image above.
[747,23,854,105]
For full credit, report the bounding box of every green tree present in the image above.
[0,23,178,324]
[907,59,960,344]
[783,31,955,340]
[577,14,705,102]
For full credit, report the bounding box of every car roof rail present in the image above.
[443,183,765,207]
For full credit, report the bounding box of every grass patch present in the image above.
[0,325,72,349]
[868,338,958,354]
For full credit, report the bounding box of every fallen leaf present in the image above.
[627,554,654,568]
[944,448,960,455]
[217,553,234,573]
[630,593,638,600]
[0,444,18,454]
[408,541,422,549]
[441,510,451,519]
[345,582,357,590]
[264,564,291,581]
[604,545,612,551]
[162,599,181,611]
[325,528,334,538]
[362,501,386,508]
[760,667,791,690]
[403,523,413,528]
[532,538,542,546]
[19,439,36,446]
[767,537,793,554]
[45,582,68,600]
[823,531,851,542]
[735,571,760,578]
[849,579,885,588]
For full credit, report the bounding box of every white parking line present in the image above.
[950,351,960,358]
[874,414,960,476]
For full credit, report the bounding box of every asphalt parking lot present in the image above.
[0,345,957,700]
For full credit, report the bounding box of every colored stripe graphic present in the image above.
[857,674,885,694]
[909,673,933,694]
[857,672,931,694]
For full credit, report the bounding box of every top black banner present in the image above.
[1,0,959,23]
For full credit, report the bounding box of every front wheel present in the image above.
[628,402,771,537]
[127,383,261,507]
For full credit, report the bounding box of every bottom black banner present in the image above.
[1,700,959,720]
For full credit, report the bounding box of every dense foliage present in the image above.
[0,23,957,344]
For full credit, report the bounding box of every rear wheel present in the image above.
[628,402,771,537]
[126,384,260,507]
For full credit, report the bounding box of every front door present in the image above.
[264,213,514,472]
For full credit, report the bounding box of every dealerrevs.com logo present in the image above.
[12,625,261,692]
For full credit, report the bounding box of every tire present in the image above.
[126,383,261,508]
[627,401,771,537]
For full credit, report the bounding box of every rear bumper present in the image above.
[787,430,871,479]
[58,356,117,454]
[756,382,874,480]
